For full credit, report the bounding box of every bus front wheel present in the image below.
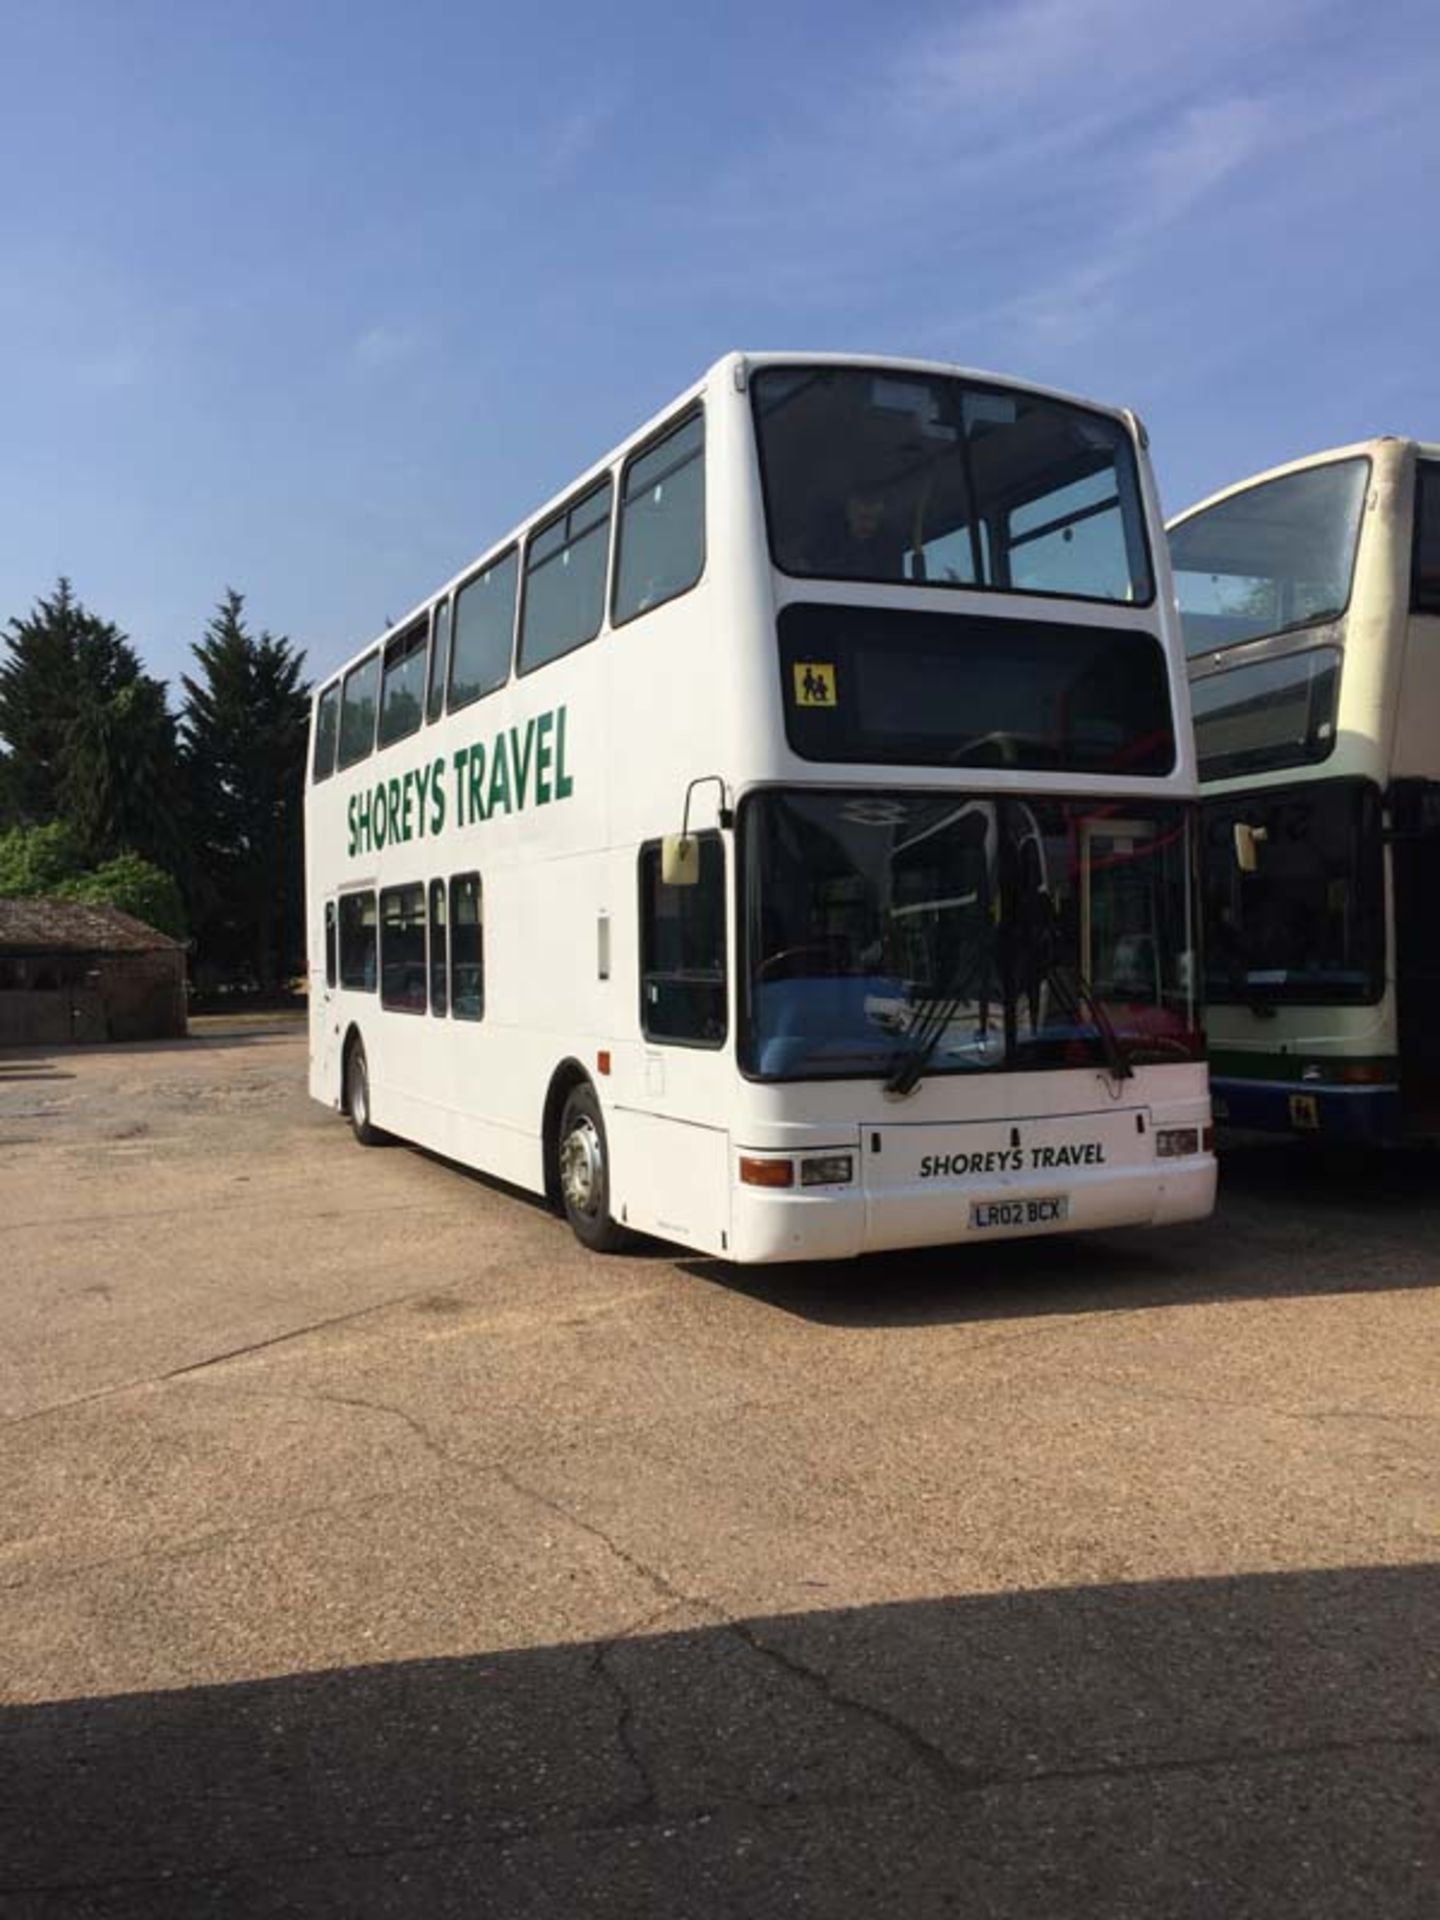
[558,1084,628,1253]
[345,1038,385,1147]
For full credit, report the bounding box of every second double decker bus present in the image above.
[1173,437,1440,1141]
[307,353,1214,1261]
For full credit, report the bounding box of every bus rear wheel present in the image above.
[558,1084,628,1252]
[345,1038,385,1147]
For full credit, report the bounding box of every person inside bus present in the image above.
[802,487,910,579]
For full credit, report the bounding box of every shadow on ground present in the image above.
[675,1132,1440,1327]
[1,1564,1435,1917]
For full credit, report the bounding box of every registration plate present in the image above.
[968,1195,1070,1231]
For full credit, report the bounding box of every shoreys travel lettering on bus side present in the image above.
[345,705,575,858]
[305,351,1214,1263]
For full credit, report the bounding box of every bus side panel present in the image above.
[607,1107,731,1255]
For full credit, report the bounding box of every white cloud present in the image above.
[348,323,427,373]
[696,0,1426,362]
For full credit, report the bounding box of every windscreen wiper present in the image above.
[1040,959,1133,1082]
[885,949,992,1096]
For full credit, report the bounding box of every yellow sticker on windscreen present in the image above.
[793,662,837,707]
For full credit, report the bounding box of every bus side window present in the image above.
[324,901,337,989]
[519,479,613,674]
[450,549,518,712]
[427,599,451,723]
[338,891,377,991]
[338,653,380,769]
[450,873,483,1020]
[379,883,426,1012]
[613,410,705,625]
[639,833,727,1047]
[378,621,427,749]
[1413,461,1440,614]
[429,878,448,1016]
[313,684,340,782]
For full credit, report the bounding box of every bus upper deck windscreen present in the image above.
[1171,458,1369,657]
[752,366,1154,606]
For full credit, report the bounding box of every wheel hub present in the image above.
[560,1116,602,1216]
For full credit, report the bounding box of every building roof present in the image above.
[0,898,185,955]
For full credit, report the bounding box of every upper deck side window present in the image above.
[1412,461,1440,614]
[426,599,451,723]
[312,682,340,782]
[1171,457,1371,658]
[613,409,706,625]
[751,366,1153,606]
[338,652,381,769]
[519,478,614,675]
[450,547,519,712]
[377,618,428,749]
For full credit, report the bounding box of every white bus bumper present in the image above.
[728,1106,1215,1264]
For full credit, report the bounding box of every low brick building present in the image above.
[0,900,187,1045]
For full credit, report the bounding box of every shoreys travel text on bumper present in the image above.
[919,1142,1108,1178]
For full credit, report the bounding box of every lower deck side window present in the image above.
[450,872,484,1019]
[338,891,377,991]
[380,884,427,1012]
[429,879,448,1015]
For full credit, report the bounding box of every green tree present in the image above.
[62,673,186,870]
[0,821,186,940]
[56,853,187,942]
[0,580,149,828]
[0,820,86,896]
[181,590,309,991]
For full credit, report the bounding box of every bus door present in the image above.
[316,894,342,1102]
[619,832,733,1253]
[1390,781,1440,1131]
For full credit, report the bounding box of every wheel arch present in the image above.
[542,1057,595,1210]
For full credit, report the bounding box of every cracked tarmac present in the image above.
[0,1017,1437,1916]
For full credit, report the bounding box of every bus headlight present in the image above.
[1154,1127,1200,1159]
[800,1154,855,1187]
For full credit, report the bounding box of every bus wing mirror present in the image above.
[1234,821,1268,874]
[662,834,700,887]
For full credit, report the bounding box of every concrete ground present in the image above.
[0,1016,1436,1917]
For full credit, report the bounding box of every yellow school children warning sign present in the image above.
[793,661,837,707]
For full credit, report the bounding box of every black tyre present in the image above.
[345,1038,385,1147]
[557,1083,629,1252]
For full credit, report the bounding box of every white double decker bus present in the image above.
[306,353,1214,1261]
[1173,438,1440,1142]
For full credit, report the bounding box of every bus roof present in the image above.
[315,351,1149,698]
[1168,436,1440,532]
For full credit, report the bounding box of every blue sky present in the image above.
[3,0,1437,693]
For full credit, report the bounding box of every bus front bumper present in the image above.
[728,1109,1215,1264]
[1211,1076,1402,1144]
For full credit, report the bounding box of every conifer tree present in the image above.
[181,590,309,990]
[0,579,157,831]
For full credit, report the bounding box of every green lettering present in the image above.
[387,778,401,844]
[373,782,388,850]
[452,747,469,828]
[401,770,415,842]
[468,742,487,823]
[554,703,574,800]
[509,719,536,808]
[430,756,446,835]
[487,731,512,814]
[534,710,554,804]
[347,793,358,859]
